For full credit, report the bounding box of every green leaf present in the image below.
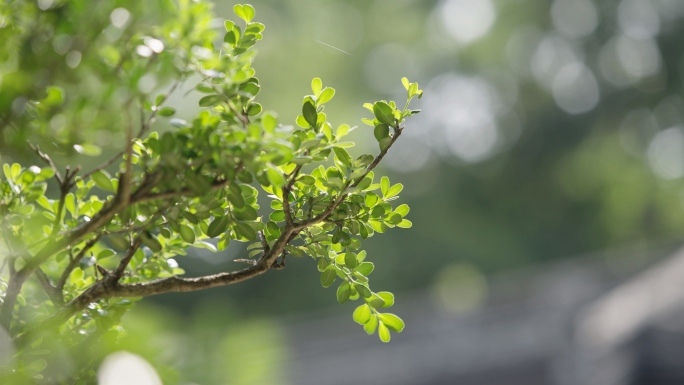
[199,95,221,107]
[374,124,390,142]
[180,225,196,244]
[157,107,176,116]
[401,77,410,90]
[379,137,392,152]
[233,4,254,22]
[333,147,352,168]
[207,216,229,238]
[397,219,412,228]
[225,30,238,46]
[235,222,257,241]
[91,170,114,192]
[337,283,351,304]
[224,20,235,32]
[296,115,310,128]
[378,322,391,342]
[311,78,323,97]
[318,87,335,105]
[385,183,403,199]
[395,204,410,216]
[141,232,162,253]
[266,166,285,188]
[373,101,394,125]
[353,304,371,324]
[377,291,395,308]
[364,314,378,334]
[74,144,102,156]
[356,260,375,276]
[302,101,317,128]
[321,267,336,288]
[379,313,405,332]
[262,113,277,133]
[381,176,390,197]
[355,283,372,298]
[344,252,358,269]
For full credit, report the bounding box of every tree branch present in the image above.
[34,268,64,306]
[56,235,102,292]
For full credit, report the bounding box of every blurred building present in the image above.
[283,244,684,385]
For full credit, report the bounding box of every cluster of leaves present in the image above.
[0,1,422,382]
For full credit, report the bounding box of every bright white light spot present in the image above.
[167,258,178,269]
[37,0,54,11]
[647,127,684,179]
[110,8,130,28]
[531,35,578,88]
[551,0,599,39]
[421,74,500,163]
[551,62,600,114]
[144,37,164,54]
[98,351,162,385]
[618,0,660,39]
[136,45,153,58]
[616,35,661,79]
[66,51,82,69]
[439,0,496,44]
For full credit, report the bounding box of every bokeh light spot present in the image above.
[438,0,496,44]
[98,351,162,385]
[551,62,600,114]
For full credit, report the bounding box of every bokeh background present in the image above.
[50,0,684,384]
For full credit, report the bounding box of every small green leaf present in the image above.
[303,101,317,128]
[344,252,358,269]
[381,176,390,197]
[395,204,410,216]
[378,322,391,342]
[333,147,352,167]
[337,283,351,304]
[401,77,410,90]
[379,137,392,152]
[235,222,257,241]
[379,313,405,332]
[397,219,412,228]
[321,267,336,288]
[157,107,175,116]
[385,183,403,199]
[262,113,277,133]
[180,225,196,244]
[141,232,162,253]
[199,95,221,107]
[311,78,323,97]
[353,304,371,324]
[355,283,372,298]
[266,166,285,188]
[373,101,394,125]
[374,124,390,142]
[74,144,102,156]
[224,20,235,32]
[377,291,395,308]
[91,170,114,192]
[317,87,335,105]
[206,216,229,238]
[364,314,378,334]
